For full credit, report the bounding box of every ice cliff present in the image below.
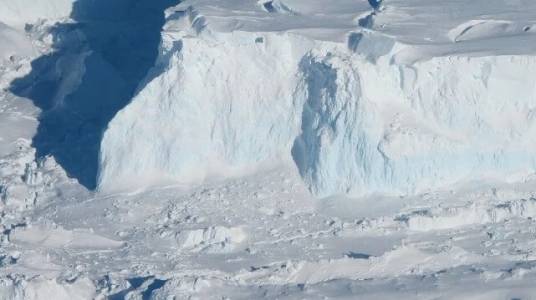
[98,0,536,197]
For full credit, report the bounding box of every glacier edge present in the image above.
[97,10,536,197]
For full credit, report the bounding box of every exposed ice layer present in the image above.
[295,54,536,196]
[98,4,536,197]
[98,31,314,191]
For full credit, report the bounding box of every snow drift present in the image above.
[0,23,34,62]
[0,276,95,300]
[98,3,536,197]
[0,0,73,29]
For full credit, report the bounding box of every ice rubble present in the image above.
[175,226,246,252]
[98,1,536,197]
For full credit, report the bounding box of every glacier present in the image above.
[98,0,536,197]
[5,0,536,298]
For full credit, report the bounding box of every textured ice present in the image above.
[175,226,246,252]
[98,0,536,197]
[295,54,536,196]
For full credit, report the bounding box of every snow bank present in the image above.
[98,3,536,197]
[0,0,74,29]
[400,198,536,232]
[175,226,246,252]
[238,245,481,284]
[0,276,95,300]
[11,226,124,249]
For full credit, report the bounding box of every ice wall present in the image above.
[294,54,536,196]
[98,30,315,191]
[98,6,536,197]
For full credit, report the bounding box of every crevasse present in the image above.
[97,7,536,197]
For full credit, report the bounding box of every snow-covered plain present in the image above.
[3,0,536,299]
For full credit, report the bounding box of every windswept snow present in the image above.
[0,23,34,63]
[10,226,124,250]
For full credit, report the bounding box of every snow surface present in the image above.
[0,0,73,29]
[3,0,536,299]
[0,23,34,64]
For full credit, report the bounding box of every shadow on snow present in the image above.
[9,0,178,189]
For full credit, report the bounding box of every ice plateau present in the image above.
[98,0,536,197]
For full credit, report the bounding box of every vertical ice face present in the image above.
[97,3,536,197]
[98,25,536,197]
[293,54,536,197]
[98,32,315,192]
[292,54,383,196]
